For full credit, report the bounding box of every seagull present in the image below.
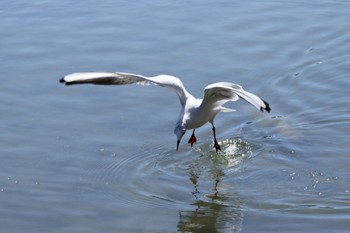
[60,72,271,152]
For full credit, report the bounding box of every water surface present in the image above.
[1,1,350,232]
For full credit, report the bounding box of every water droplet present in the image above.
[294,72,300,77]
[307,47,314,53]
[310,170,323,177]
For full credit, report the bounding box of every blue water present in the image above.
[1,1,350,232]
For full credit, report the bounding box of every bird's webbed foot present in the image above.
[213,140,221,152]
[188,129,197,147]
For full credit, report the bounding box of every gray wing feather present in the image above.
[60,72,152,86]
[60,72,192,106]
[202,82,270,112]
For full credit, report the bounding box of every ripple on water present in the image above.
[86,137,257,209]
[87,144,190,208]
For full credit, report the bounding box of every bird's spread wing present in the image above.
[201,82,271,113]
[60,72,154,86]
[60,72,192,106]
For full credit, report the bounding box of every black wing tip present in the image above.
[260,99,271,113]
[59,77,74,86]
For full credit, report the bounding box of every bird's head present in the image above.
[174,123,186,151]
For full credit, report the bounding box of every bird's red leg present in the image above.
[212,125,221,152]
[188,129,197,147]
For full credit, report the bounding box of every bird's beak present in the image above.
[176,139,180,151]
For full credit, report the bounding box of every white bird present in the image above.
[60,72,271,152]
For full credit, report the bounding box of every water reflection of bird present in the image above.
[178,199,243,233]
[60,72,270,152]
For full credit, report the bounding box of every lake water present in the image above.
[1,1,350,232]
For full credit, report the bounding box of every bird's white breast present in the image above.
[182,98,210,129]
